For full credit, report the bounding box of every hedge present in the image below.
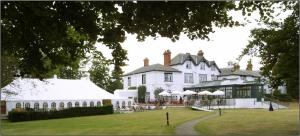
[8,105,113,122]
[138,86,146,103]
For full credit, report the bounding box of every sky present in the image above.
[94,5,291,74]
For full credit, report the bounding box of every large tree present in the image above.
[239,2,299,98]
[1,1,281,90]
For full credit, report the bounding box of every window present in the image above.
[142,74,146,84]
[199,74,207,82]
[164,73,173,82]
[128,77,131,86]
[97,101,101,107]
[34,103,39,110]
[128,101,131,107]
[75,102,80,107]
[82,101,87,107]
[116,101,120,108]
[225,87,232,99]
[16,103,21,109]
[236,86,251,98]
[90,101,94,107]
[186,61,192,69]
[122,101,126,108]
[211,75,217,81]
[43,102,48,110]
[51,102,56,110]
[241,76,246,81]
[211,66,216,71]
[59,102,64,109]
[184,73,194,83]
[67,102,72,108]
[200,62,205,70]
[25,103,30,109]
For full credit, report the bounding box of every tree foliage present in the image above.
[1,1,282,87]
[154,87,164,100]
[239,2,299,98]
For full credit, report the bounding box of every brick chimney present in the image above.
[197,50,204,57]
[163,50,171,66]
[246,59,253,71]
[144,57,149,67]
[233,63,240,71]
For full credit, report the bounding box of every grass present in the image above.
[195,102,299,136]
[1,107,212,135]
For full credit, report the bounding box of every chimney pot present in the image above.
[144,57,149,67]
[246,59,253,71]
[197,50,204,56]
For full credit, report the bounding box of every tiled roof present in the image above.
[123,64,181,76]
[219,68,261,77]
[170,53,221,72]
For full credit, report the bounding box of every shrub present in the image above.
[8,105,113,122]
[128,86,137,89]
[138,86,146,103]
[276,94,293,102]
[154,87,163,100]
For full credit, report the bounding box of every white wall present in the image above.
[123,71,183,100]
[5,99,133,115]
[122,60,221,101]
[172,60,220,86]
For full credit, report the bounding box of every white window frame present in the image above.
[211,74,217,81]
[200,62,205,70]
[184,73,194,83]
[199,74,207,82]
[128,77,131,86]
[211,66,216,71]
[164,73,173,82]
[186,61,192,69]
[142,74,146,84]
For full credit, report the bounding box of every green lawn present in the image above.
[1,107,212,135]
[195,103,299,136]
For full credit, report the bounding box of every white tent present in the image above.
[182,90,196,95]
[1,78,124,101]
[1,77,131,114]
[212,90,225,96]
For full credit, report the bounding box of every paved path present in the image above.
[175,112,218,136]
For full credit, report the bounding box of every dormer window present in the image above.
[211,66,216,71]
[186,61,192,69]
[200,62,205,70]
[128,77,131,86]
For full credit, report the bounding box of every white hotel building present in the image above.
[122,50,286,108]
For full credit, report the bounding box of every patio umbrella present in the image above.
[198,90,213,95]
[212,90,225,108]
[182,90,196,95]
[198,90,213,109]
[212,90,225,96]
[159,91,171,96]
[171,90,182,95]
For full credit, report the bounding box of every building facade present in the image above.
[123,50,221,101]
[122,49,287,108]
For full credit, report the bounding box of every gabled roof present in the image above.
[1,78,125,101]
[219,68,261,77]
[170,53,221,72]
[123,64,181,76]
